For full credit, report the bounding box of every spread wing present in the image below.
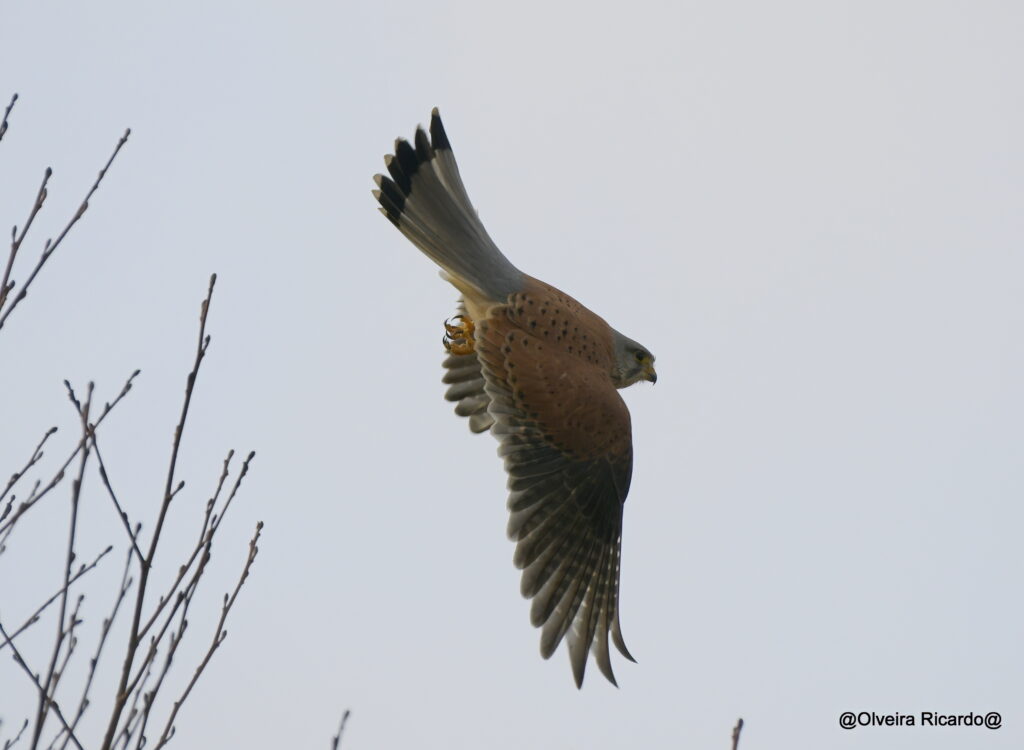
[474,306,635,687]
[441,299,495,433]
[442,348,494,433]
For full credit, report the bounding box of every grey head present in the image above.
[610,330,657,388]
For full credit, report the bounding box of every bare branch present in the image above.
[0,128,130,331]
[1,426,58,524]
[115,447,256,748]
[3,109,263,750]
[330,710,351,750]
[31,385,93,750]
[88,432,145,565]
[1,168,51,313]
[101,276,218,750]
[154,274,217,553]
[137,450,254,644]
[0,370,139,544]
[43,595,85,750]
[0,545,112,652]
[3,719,29,750]
[125,543,208,701]
[731,718,744,750]
[132,560,200,749]
[153,521,264,750]
[0,92,16,143]
[0,621,84,750]
[58,547,135,750]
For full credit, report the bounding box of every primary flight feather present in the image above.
[373,109,656,687]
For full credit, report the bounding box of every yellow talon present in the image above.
[443,314,476,355]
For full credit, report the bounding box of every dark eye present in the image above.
[635,350,646,362]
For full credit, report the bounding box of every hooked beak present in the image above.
[644,363,657,384]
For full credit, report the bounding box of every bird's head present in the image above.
[610,331,657,388]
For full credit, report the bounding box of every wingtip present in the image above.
[595,630,621,685]
[377,205,400,227]
[570,649,588,689]
[613,627,636,663]
[414,125,434,161]
[612,611,635,662]
[394,137,419,177]
[372,174,383,187]
[430,108,452,151]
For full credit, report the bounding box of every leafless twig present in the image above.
[0,127,130,330]
[731,717,743,750]
[0,371,139,551]
[101,276,216,748]
[0,93,16,143]
[330,710,351,750]
[0,621,84,750]
[1,168,51,314]
[57,547,135,750]
[2,101,262,750]
[96,276,261,750]
[137,449,253,645]
[3,718,29,750]
[88,432,146,565]
[0,546,112,653]
[31,384,94,750]
[1,426,57,515]
[153,521,263,749]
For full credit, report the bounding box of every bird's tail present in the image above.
[373,109,523,303]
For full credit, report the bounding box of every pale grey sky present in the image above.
[1,1,1021,748]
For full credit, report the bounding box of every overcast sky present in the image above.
[1,2,1022,748]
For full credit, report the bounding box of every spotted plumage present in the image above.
[373,109,656,687]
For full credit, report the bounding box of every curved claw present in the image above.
[444,315,470,336]
[442,314,476,355]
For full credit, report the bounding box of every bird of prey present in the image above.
[373,109,656,687]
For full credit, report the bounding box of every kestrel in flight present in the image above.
[373,109,656,687]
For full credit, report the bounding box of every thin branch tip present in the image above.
[730,717,744,750]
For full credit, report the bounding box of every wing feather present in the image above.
[474,306,635,687]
